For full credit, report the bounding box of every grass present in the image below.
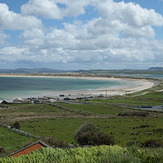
[19,117,163,146]
[55,102,127,115]
[89,90,163,106]
[20,118,85,144]
[0,104,75,123]
[0,126,37,156]
[0,103,69,114]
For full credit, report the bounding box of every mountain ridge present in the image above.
[0,67,162,73]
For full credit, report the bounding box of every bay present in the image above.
[0,76,129,100]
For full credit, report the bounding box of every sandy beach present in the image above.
[48,78,155,98]
[0,74,155,100]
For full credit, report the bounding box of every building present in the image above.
[10,140,49,157]
[1,100,9,104]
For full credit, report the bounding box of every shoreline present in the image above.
[0,74,156,101]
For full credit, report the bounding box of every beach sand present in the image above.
[49,78,155,98]
[0,74,155,100]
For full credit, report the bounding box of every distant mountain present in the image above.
[0,67,163,74]
[0,68,67,73]
[148,67,163,71]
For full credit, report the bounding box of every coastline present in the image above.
[0,74,156,101]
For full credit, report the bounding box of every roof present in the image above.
[10,140,49,157]
[1,100,9,104]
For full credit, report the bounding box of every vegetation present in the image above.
[140,139,163,148]
[117,111,149,117]
[55,102,124,115]
[0,103,76,123]
[19,117,163,146]
[11,121,21,129]
[0,126,37,156]
[0,146,163,163]
[74,123,114,145]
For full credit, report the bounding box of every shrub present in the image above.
[42,137,68,148]
[74,123,114,146]
[152,128,163,133]
[140,139,163,148]
[118,111,149,117]
[139,124,150,128]
[126,141,140,147]
[11,121,21,129]
[0,147,5,153]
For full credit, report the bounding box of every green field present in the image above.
[0,126,36,156]
[0,103,77,123]
[55,102,126,115]
[89,91,163,106]
[19,117,163,146]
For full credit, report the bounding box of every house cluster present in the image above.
[0,94,96,105]
[0,96,56,104]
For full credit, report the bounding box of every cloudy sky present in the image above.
[0,0,163,70]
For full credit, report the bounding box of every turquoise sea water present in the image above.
[0,77,132,100]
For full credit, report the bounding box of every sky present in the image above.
[0,0,163,70]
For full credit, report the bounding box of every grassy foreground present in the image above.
[0,145,163,163]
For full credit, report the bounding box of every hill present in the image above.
[148,67,163,71]
[0,67,163,74]
[0,68,67,74]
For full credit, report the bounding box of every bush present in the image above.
[140,139,163,148]
[0,147,5,153]
[126,141,140,147]
[11,121,21,129]
[138,124,150,128]
[118,111,149,117]
[74,123,114,146]
[42,137,68,148]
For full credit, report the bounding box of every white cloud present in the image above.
[18,10,163,66]
[0,3,42,30]
[122,25,155,38]
[21,0,63,19]
[0,46,27,62]
[97,0,163,27]
[0,47,26,55]
[21,28,45,48]
[61,0,95,17]
[0,31,8,45]
[21,0,97,19]
[0,0,163,69]
[0,37,163,69]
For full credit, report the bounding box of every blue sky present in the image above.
[0,0,163,70]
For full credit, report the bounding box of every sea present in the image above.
[0,73,162,101]
[0,76,135,101]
